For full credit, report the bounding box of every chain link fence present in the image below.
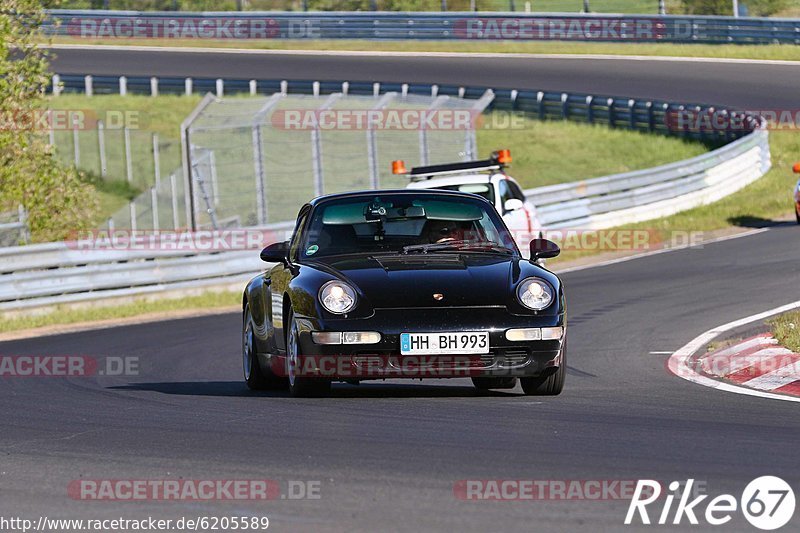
[100,89,490,232]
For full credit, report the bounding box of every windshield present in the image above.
[301,193,515,259]
[432,183,495,204]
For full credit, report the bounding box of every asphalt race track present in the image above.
[2,48,799,532]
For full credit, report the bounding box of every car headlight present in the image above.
[517,278,554,311]
[319,281,357,314]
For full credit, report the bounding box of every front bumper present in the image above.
[286,307,565,380]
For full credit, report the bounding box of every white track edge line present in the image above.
[667,300,800,404]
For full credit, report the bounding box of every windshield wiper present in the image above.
[402,240,513,255]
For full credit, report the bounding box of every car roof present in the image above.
[306,187,491,208]
[406,173,510,189]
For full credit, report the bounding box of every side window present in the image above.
[508,180,526,201]
[497,179,513,208]
[288,211,309,261]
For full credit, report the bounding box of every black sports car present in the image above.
[242,189,566,397]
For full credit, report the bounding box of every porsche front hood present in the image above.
[311,253,519,309]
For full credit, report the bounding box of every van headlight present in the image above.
[319,281,357,314]
[517,278,554,310]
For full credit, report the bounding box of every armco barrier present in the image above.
[0,79,770,313]
[46,10,800,44]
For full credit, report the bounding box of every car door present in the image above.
[269,208,309,353]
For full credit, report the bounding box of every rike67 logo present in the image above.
[625,477,795,530]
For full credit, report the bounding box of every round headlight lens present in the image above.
[319,281,357,314]
[517,278,554,310]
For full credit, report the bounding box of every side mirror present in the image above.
[504,198,524,213]
[793,162,800,174]
[260,241,289,264]
[530,238,560,260]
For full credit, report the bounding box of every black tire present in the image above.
[471,377,518,390]
[243,303,271,390]
[520,340,566,396]
[285,309,331,398]
[796,208,800,225]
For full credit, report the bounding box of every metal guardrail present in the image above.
[0,78,770,313]
[0,206,30,248]
[46,10,800,44]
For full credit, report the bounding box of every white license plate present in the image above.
[400,332,490,355]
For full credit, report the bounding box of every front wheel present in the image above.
[243,303,270,390]
[520,340,566,396]
[286,310,331,398]
[795,208,800,225]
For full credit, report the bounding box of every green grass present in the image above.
[770,311,800,352]
[477,116,708,187]
[0,290,240,334]
[51,36,800,61]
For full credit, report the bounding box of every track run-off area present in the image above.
[2,47,800,532]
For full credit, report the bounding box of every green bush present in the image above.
[0,0,98,242]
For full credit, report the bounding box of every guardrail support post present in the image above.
[537,91,545,120]
[607,98,616,128]
[84,75,93,97]
[130,202,137,232]
[585,95,594,123]
[150,77,159,97]
[52,74,61,96]
[281,80,288,95]
[561,93,569,119]
[646,101,655,131]
[628,99,637,129]
[119,76,127,96]
[185,78,193,96]
[98,119,107,178]
[342,81,349,95]
[124,126,133,183]
[249,79,257,96]
[373,82,380,97]
[216,78,224,98]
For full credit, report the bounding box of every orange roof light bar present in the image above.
[494,149,512,165]
[392,160,408,175]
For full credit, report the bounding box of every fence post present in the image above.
[151,187,159,230]
[367,92,396,190]
[98,119,107,178]
[107,217,115,232]
[124,126,133,183]
[52,74,61,96]
[72,112,80,166]
[185,77,193,96]
[209,151,219,207]
[84,75,93,97]
[252,124,267,225]
[150,77,159,97]
[130,202,137,232]
[18,205,29,244]
[152,133,161,186]
[119,76,127,96]
[170,173,180,230]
